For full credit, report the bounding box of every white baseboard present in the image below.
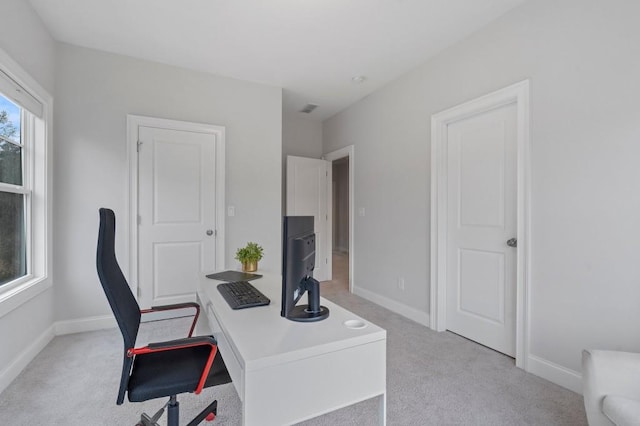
[353,285,430,327]
[54,314,117,335]
[527,354,582,394]
[53,311,192,335]
[0,324,54,394]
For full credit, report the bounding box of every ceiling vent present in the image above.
[300,103,318,114]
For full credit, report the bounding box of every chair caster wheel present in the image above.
[205,412,215,422]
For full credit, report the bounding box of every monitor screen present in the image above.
[281,216,329,322]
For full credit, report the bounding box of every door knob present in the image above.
[206,229,214,236]
[507,238,517,248]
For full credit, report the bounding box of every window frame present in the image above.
[0,106,33,289]
[0,47,52,318]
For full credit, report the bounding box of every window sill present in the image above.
[0,275,52,319]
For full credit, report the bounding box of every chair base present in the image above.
[135,395,218,426]
[137,413,161,426]
[136,399,168,426]
[187,399,218,426]
[136,403,166,426]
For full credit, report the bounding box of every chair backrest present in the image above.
[96,207,141,404]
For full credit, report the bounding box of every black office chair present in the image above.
[96,208,231,426]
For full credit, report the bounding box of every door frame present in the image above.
[324,145,355,293]
[126,115,226,299]
[429,81,530,369]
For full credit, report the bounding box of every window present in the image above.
[0,94,28,286]
[0,54,50,307]
[0,93,30,286]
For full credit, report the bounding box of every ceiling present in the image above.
[29,0,525,121]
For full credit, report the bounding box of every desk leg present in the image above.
[194,296,212,336]
[379,392,386,426]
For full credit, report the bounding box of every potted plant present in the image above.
[235,242,264,272]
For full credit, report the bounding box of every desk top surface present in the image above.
[197,272,386,371]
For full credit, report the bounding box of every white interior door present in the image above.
[286,155,331,281]
[445,102,517,357]
[138,126,217,308]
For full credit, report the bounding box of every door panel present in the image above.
[153,242,201,300]
[286,155,330,281]
[458,249,505,324]
[153,140,202,223]
[446,102,517,357]
[138,126,217,308]
[459,123,505,227]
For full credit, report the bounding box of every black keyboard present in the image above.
[217,281,271,310]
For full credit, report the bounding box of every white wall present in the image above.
[53,44,282,322]
[281,112,323,214]
[323,0,640,385]
[282,113,323,159]
[0,1,55,94]
[0,0,55,390]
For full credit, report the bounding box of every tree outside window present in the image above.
[0,94,26,286]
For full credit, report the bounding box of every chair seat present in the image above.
[128,343,231,402]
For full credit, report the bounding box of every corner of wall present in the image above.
[353,285,430,327]
[0,324,54,394]
[527,355,583,394]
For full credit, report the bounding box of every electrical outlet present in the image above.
[397,278,405,291]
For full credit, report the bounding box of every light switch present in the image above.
[228,206,235,217]
[358,207,365,217]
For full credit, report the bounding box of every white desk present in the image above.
[196,273,387,426]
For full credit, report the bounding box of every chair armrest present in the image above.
[147,336,216,350]
[142,302,200,312]
[129,335,218,395]
[582,350,640,426]
[140,302,200,337]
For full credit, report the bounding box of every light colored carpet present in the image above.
[0,253,587,425]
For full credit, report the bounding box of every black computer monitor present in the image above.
[281,216,329,322]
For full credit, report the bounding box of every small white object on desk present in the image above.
[343,319,367,329]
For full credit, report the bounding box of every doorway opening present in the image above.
[324,145,355,294]
[331,157,349,292]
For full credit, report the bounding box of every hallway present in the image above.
[320,251,349,296]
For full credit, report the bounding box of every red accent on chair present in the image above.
[128,337,218,395]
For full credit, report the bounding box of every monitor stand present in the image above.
[288,277,329,322]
